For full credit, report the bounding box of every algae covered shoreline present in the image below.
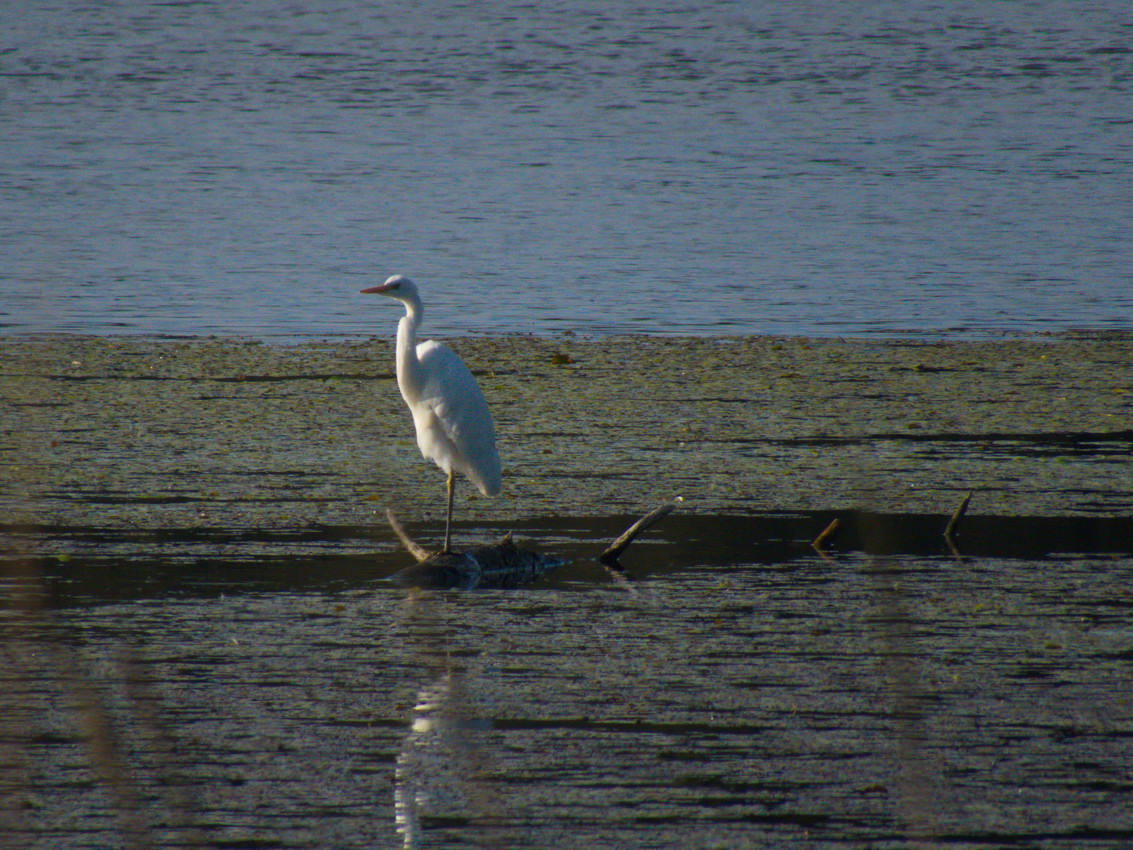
[3,332,1131,549]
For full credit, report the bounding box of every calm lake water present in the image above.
[2,1,1132,338]
[6,513,1133,849]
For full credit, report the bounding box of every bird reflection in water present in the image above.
[392,590,508,848]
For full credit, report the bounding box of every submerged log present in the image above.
[387,528,564,590]
[385,500,679,589]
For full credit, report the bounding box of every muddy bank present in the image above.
[2,333,1131,547]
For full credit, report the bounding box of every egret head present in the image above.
[361,274,417,300]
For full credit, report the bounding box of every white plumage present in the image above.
[361,275,501,551]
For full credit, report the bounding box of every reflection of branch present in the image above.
[120,646,204,845]
[868,555,940,841]
[49,643,150,849]
[4,536,181,848]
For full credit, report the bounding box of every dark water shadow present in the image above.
[5,510,1130,607]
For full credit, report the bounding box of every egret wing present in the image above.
[414,340,502,496]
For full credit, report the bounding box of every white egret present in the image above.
[361,275,502,552]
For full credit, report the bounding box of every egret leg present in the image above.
[443,469,455,552]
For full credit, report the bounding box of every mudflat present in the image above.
[3,333,1130,540]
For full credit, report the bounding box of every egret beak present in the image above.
[360,283,392,294]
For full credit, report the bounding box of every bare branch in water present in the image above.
[944,491,973,540]
[812,517,842,551]
[599,498,682,566]
[386,509,431,563]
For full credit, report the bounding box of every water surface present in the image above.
[2,1,1131,338]
[4,513,1132,848]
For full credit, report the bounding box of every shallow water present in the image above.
[3,1,1132,338]
[3,334,1130,846]
[4,513,1132,849]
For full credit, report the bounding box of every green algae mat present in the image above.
[4,333,1130,543]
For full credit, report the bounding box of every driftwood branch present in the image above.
[944,490,973,558]
[811,517,842,552]
[599,498,682,566]
[944,491,973,540]
[386,509,431,563]
[385,499,679,589]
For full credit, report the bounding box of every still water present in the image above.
[5,513,1133,848]
[2,1,1132,338]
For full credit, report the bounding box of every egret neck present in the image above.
[394,292,425,406]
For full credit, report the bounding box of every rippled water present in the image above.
[4,513,1133,848]
[2,1,1132,337]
